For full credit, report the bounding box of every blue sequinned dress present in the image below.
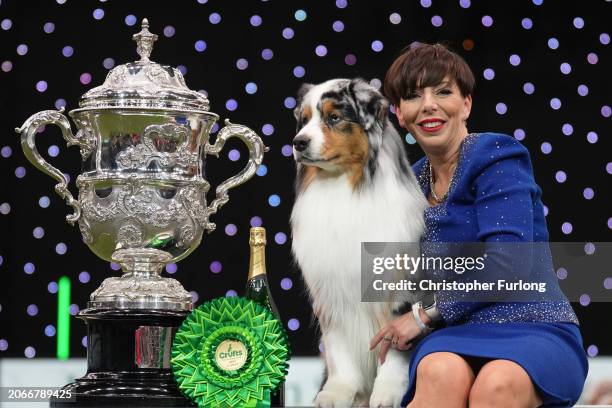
[401,133,588,407]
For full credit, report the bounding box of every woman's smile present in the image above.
[417,118,447,133]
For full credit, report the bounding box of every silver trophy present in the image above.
[16,19,265,312]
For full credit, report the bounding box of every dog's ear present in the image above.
[297,83,314,102]
[294,83,314,120]
[348,79,389,131]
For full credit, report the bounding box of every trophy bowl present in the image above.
[16,19,266,311]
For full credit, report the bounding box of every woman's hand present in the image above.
[370,310,427,363]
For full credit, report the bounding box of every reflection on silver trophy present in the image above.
[16,19,265,312]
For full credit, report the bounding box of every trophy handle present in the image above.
[204,119,267,232]
[15,108,82,225]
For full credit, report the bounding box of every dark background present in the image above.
[0,0,610,358]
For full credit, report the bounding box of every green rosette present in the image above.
[171,296,290,407]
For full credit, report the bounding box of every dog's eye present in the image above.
[328,113,341,124]
[300,116,309,127]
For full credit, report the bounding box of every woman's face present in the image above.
[395,77,472,153]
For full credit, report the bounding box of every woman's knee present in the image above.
[416,352,475,393]
[469,360,541,408]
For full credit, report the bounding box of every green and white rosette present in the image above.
[171,296,290,407]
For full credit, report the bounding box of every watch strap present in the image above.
[412,301,433,335]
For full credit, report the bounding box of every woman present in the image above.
[370,43,588,407]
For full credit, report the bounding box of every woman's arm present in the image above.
[437,134,540,325]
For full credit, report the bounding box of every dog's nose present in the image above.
[293,135,310,152]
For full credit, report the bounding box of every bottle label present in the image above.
[215,339,248,371]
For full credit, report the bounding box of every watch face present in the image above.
[424,303,441,322]
[421,294,436,309]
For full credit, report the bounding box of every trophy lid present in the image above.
[78,19,210,111]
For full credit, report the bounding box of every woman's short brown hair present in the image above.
[384,42,475,106]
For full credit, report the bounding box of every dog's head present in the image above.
[292,79,389,188]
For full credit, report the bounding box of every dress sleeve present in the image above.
[437,135,540,325]
[473,136,537,243]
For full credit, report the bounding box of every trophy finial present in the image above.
[133,18,158,62]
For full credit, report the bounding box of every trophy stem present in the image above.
[88,248,193,311]
[113,248,171,278]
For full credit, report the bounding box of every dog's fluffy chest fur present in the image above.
[291,164,425,329]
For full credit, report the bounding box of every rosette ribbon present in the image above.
[171,296,290,407]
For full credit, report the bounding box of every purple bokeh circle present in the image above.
[561,222,573,234]
[281,278,293,290]
[556,268,568,280]
[210,261,222,274]
[250,216,263,227]
[288,318,300,331]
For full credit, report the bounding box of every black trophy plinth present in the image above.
[50,308,195,408]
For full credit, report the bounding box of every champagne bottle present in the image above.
[245,227,285,407]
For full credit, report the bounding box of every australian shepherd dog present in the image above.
[290,79,428,407]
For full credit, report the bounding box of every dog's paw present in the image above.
[315,390,355,408]
[315,382,356,408]
[369,376,407,408]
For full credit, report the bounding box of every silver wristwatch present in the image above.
[412,301,433,335]
[422,296,441,323]
[412,294,442,335]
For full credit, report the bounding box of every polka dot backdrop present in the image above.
[0,1,609,358]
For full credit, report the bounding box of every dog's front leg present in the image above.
[370,348,410,408]
[315,329,363,408]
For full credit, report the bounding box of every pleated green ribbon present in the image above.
[171,296,290,407]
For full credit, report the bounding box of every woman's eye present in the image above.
[405,92,420,100]
[438,88,452,95]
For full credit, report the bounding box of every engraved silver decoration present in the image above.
[134,325,176,369]
[15,19,266,311]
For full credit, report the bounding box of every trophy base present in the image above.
[49,375,194,407]
[50,307,195,407]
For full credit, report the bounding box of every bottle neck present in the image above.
[247,244,266,279]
